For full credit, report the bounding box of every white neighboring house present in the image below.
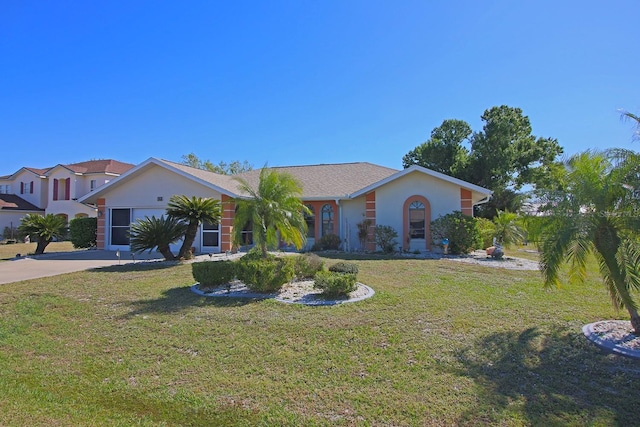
[0,159,134,238]
[79,158,492,254]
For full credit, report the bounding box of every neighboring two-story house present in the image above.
[0,160,134,238]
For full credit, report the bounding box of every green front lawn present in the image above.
[1,256,637,426]
[0,241,78,261]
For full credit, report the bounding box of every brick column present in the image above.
[96,198,106,249]
[365,192,377,251]
[460,189,473,216]
[220,195,235,252]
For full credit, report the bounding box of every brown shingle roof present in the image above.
[235,163,399,199]
[63,159,135,175]
[156,159,241,193]
[0,194,43,211]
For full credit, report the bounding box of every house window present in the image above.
[305,205,315,238]
[20,182,24,194]
[202,221,219,247]
[90,180,97,191]
[111,208,131,246]
[321,204,334,236]
[409,201,425,239]
[30,181,34,194]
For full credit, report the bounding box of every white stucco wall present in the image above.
[0,211,39,239]
[12,170,46,209]
[339,197,367,251]
[101,165,224,252]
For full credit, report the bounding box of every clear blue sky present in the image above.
[2,1,639,176]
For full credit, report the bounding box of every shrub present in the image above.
[475,217,496,249]
[374,225,398,253]
[430,211,481,255]
[236,256,295,292]
[314,271,357,297]
[69,217,97,248]
[192,260,236,287]
[313,233,341,251]
[294,253,325,279]
[328,261,359,275]
[356,218,372,250]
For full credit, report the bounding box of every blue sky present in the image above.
[1,1,639,176]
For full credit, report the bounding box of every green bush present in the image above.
[236,256,295,292]
[430,211,481,255]
[312,234,341,251]
[294,253,325,279]
[192,261,236,287]
[475,217,496,249]
[69,217,97,248]
[313,271,357,297]
[374,225,398,253]
[328,261,359,275]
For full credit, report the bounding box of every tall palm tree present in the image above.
[18,213,67,254]
[129,215,187,261]
[619,109,640,142]
[232,167,310,258]
[539,150,640,334]
[166,195,222,259]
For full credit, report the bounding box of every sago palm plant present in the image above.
[166,195,222,259]
[129,215,187,261]
[18,213,67,254]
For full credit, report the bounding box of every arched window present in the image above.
[409,201,425,239]
[305,205,315,238]
[321,204,334,236]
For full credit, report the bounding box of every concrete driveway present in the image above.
[0,250,165,285]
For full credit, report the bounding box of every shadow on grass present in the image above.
[124,286,263,317]
[89,262,178,273]
[451,327,640,425]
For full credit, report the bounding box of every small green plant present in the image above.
[356,218,372,250]
[430,211,481,255]
[312,233,341,251]
[69,217,97,248]
[475,217,496,249]
[236,256,295,292]
[192,260,236,287]
[294,253,325,279]
[374,225,398,253]
[313,270,357,297]
[328,261,359,275]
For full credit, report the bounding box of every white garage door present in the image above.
[132,209,184,253]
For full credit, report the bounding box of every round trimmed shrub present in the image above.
[236,256,295,292]
[294,253,325,279]
[328,261,359,275]
[192,260,236,287]
[313,271,357,297]
[430,211,481,255]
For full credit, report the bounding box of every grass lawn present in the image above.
[0,241,78,261]
[1,254,638,426]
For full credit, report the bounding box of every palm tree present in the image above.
[493,210,524,246]
[539,150,640,334]
[18,213,67,254]
[619,109,640,142]
[129,215,187,261]
[166,195,222,259]
[232,167,310,258]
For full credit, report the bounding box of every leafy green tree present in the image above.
[539,150,640,334]
[69,217,97,248]
[403,106,564,216]
[402,119,471,175]
[129,215,187,261]
[18,213,67,254]
[166,195,222,259]
[181,153,253,175]
[232,168,310,258]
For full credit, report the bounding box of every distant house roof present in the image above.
[235,163,399,199]
[51,159,135,175]
[0,194,44,212]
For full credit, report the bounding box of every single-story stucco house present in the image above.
[79,158,492,254]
